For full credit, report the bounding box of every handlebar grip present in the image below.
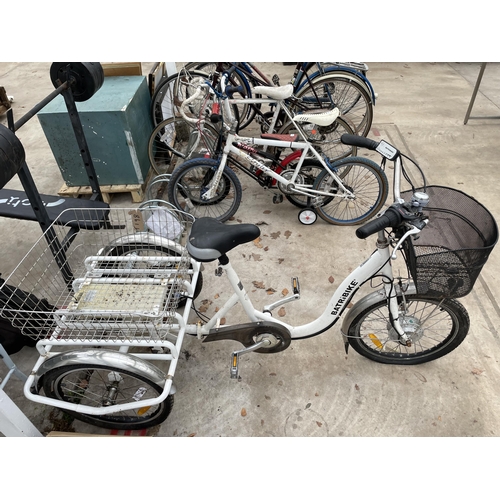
[355,206,404,239]
[225,85,244,98]
[341,133,380,151]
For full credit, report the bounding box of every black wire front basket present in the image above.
[401,186,498,299]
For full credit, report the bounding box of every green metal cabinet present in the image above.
[38,76,153,187]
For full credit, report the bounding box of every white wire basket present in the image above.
[0,206,196,344]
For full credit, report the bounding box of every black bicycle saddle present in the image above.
[187,217,261,262]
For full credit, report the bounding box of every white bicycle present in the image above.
[1,136,496,430]
[182,134,497,377]
[164,71,389,226]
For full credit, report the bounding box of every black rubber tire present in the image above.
[347,295,470,364]
[50,63,104,102]
[0,323,26,355]
[167,158,242,222]
[295,74,373,137]
[42,364,174,430]
[283,159,324,208]
[277,115,357,162]
[148,116,221,175]
[102,243,203,308]
[152,67,242,130]
[312,156,388,225]
[0,124,25,189]
[181,63,257,130]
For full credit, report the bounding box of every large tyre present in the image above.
[167,158,242,222]
[312,156,388,225]
[295,74,373,137]
[0,124,25,189]
[50,62,104,102]
[347,295,470,364]
[148,116,221,175]
[277,115,357,162]
[42,364,174,430]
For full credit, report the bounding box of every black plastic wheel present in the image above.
[50,62,104,102]
[298,209,317,225]
[0,124,25,189]
[167,158,243,222]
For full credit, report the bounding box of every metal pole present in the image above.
[464,62,487,125]
[0,344,28,390]
[13,82,69,131]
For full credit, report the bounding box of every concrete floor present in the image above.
[1,62,500,438]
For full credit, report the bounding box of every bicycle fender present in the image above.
[98,232,186,256]
[340,283,417,338]
[33,349,170,394]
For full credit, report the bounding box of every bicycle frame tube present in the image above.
[203,132,351,201]
[185,235,406,341]
[201,94,352,200]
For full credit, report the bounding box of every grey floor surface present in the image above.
[1,62,500,440]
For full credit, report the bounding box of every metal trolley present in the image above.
[0,205,200,429]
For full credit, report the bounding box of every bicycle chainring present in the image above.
[278,170,304,195]
[204,321,292,353]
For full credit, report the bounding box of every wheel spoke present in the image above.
[348,294,469,364]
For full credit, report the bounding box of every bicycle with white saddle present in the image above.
[182,134,497,378]
[165,72,389,226]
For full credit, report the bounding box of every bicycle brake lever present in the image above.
[390,221,428,260]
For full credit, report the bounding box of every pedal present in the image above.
[263,277,300,313]
[230,352,240,379]
[273,193,284,204]
[311,196,325,208]
[272,74,280,86]
[229,338,271,379]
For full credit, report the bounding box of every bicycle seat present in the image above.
[187,217,261,262]
[252,84,294,101]
[292,107,340,127]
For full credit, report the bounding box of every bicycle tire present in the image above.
[148,116,221,175]
[283,159,324,208]
[151,69,211,127]
[277,115,357,162]
[295,74,373,137]
[312,156,388,225]
[347,294,470,364]
[42,364,174,430]
[299,64,374,100]
[182,62,259,130]
[167,158,243,222]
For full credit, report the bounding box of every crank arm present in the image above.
[263,277,301,313]
[231,339,270,379]
[263,293,299,313]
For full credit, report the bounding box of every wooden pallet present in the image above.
[58,182,145,204]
